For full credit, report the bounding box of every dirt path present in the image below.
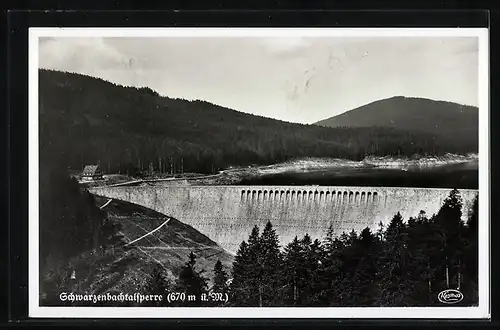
[124,218,171,246]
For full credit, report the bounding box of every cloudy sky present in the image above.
[39,36,479,124]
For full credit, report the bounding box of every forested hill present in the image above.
[314,96,478,148]
[39,70,477,175]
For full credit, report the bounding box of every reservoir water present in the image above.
[239,160,478,189]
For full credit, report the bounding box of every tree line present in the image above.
[39,162,124,302]
[146,189,479,307]
[39,69,477,177]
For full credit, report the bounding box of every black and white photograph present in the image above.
[28,28,489,318]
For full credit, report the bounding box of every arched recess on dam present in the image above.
[89,185,478,254]
[238,188,380,205]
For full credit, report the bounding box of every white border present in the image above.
[28,27,490,319]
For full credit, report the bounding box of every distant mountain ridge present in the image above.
[314,96,478,146]
[39,70,478,176]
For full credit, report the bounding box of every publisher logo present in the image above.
[438,289,464,304]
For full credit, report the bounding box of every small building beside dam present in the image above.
[89,185,478,254]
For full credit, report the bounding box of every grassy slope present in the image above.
[62,196,234,299]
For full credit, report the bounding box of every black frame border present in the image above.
[5,7,496,328]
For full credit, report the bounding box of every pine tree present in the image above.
[334,229,361,306]
[349,227,379,306]
[259,221,284,306]
[315,227,344,307]
[434,189,465,291]
[405,212,437,305]
[211,259,229,307]
[463,194,479,305]
[376,221,385,242]
[299,235,322,306]
[176,251,208,306]
[230,223,285,306]
[213,259,229,294]
[322,223,336,253]
[282,234,324,306]
[246,225,263,306]
[282,236,302,305]
[230,226,263,306]
[376,212,409,306]
[144,263,171,306]
[229,241,252,306]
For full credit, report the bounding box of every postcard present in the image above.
[28,27,489,319]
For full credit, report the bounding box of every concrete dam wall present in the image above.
[89,185,478,254]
